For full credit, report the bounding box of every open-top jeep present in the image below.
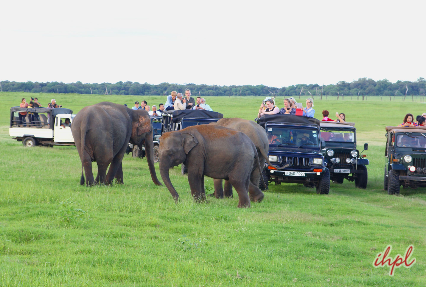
[257,115,330,194]
[161,109,223,133]
[320,122,369,188]
[9,106,75,147]
[384,126,426,195]
[162,109,223,173]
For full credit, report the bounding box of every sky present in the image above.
[1,0,425,88]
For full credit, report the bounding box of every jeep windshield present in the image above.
[395,133,426,149]
[266,126,319,148]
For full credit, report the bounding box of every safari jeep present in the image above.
[162,109,224,173]
[384,126,426,195]
[257,115,330,194]
[320,122,369,188]
[9,106,75,147]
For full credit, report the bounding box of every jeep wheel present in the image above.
[387,170,400,195]
[383,167,388,190]
[181,163,188,175]
[153,145,160,163]
[22,137,36,147]
[132,145,141,158]
[258,167,269,191]
[355,165,368,189]
[316,168,330,194]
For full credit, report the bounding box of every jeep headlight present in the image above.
[327,149,334,157]
[404,155,412,163]
[346,158,352,164]
[313,158,323,165]
[350,150,358,158]
[269,155,278,162]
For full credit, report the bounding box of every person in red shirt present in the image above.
[321,110,334,121]
[19,98,29,126]
[398,113,415,127]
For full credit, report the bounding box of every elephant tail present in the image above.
[258,147,272,167]
[80,166,85,185]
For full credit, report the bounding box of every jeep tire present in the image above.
[383,167,388,190]
[355,165,368,189]
[316,168,330,194]
[153,145,160,163]
[181,163,188,175]
[22,137,36,147]
[387,170,400,195]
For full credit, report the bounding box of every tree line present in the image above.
[1,78,425,98]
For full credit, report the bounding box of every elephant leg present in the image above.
[105,151,125,185]
[114,162,124,184]
[97,161,110,185]
[228,178,250,208]
[213,179,224,198]
[200,175,206,199]
[248,182,264,202]
[187,170,205,202]
[224,180,233,198]
[81,152,95,186]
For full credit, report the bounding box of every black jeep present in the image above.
[384,126,426,195]
[320,122,369,188]
[162,110,223,174]
[257,115,330,194]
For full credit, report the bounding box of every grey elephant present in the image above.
[71,102,162,186]
[159,125,264,208]
[212,118,270,198]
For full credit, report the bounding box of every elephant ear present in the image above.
[182,133,198,154]
[137,115,151,135]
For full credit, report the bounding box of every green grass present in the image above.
[1,92,426,286]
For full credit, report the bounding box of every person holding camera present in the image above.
[48,99,62,108]
[258,99,279,117]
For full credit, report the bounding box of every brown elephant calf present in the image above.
[159,125,264,208]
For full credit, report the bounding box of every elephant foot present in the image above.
[249,192,264,203]
[238,201,251,208]
[193,194,206,202]
[115,178,124,184]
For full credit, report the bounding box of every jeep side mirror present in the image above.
[321,138,325,148]
[364,143,368,150]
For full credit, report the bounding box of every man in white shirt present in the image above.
[149,105,162,117]
[174,94,186,110]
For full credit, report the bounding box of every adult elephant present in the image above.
[71,102,162,186]
[213,118,270,198]
[159,125,264,208]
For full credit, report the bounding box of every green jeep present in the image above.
[384,126,426,195]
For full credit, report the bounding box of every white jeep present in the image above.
[9,106,76,147]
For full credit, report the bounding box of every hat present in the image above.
[135,101,139,104]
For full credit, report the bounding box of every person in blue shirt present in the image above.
[165,91,177,110]
[303,98,315,118]
[132,101,141,110]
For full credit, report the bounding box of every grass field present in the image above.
[1,92,426,286]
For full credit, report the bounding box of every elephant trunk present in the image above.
[144,131,162,186]
[159,160,179,202]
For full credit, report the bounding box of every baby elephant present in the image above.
[159,125,264,208]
